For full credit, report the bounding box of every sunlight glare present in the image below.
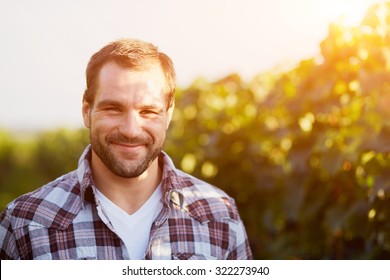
[319,0,387,27]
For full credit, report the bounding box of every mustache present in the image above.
[106,133,151,145]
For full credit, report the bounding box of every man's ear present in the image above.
[82,101,91,128]
[166,102,175,130]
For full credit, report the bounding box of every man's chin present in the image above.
[109,160,150,178]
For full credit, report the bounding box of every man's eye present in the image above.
[105,107,120,112]
[140,110,157,115]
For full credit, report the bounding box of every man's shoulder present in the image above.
[172,169,241,224]
[4,170,82,229]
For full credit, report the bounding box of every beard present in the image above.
[90,131,162,178]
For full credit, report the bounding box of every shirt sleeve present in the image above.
[227,219,253,260]
[0,208,19,260]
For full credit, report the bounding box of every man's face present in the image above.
[82,61,174,178]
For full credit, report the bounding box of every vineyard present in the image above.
[2,3,390,259]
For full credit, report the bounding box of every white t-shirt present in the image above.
[95,185,163,259]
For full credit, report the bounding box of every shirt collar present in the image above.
[76,145,95,207]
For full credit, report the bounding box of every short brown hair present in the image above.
[83,39,176,108]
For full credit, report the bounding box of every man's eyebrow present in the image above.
[138,104,164,113]
[95,99,123,108]
[138,104,164,111]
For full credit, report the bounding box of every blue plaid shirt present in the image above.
[0,145,252,260]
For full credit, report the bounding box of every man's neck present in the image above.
[90,151,162,215]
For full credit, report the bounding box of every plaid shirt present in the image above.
[0,145,252,260]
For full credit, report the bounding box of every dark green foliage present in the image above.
[2,3,390,259]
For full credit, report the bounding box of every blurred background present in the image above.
[2,0,390,259]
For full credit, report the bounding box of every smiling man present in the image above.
[0,39,252,260]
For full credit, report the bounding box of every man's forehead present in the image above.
[98,61,166,85]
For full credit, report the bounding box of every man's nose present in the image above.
[118,111,142,137]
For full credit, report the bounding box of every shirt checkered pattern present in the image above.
[0,145,252,260]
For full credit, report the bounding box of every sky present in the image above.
[0,0,386,131]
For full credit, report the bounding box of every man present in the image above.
[0,39,252,260]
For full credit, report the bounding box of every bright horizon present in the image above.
[0,0,385,131]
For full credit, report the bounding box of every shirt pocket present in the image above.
[172,252,217,260]
[75,247,98,260]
